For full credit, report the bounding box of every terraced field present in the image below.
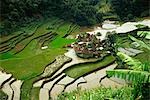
[0,17,117,100]
[0,17,80,100]
[1,19,149,100]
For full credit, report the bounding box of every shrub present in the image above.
[0,90,8,100]
[96,32,102,36]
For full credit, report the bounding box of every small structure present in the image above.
[41,46,48,50]
[73,32,108,58]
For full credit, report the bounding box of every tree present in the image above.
[110,0,149,21]
[1,0,103,35]
[62,0,101,25]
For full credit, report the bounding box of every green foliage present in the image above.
[137,31,150,39]
[117,52,143,71]
[107,70,150,83]
[0,52,15,60]
[1,0,149,34]
[107,52,150,83]
[62,0,102,25]
[21,79,34,100]
[107,52,150,99]
[97,0,112,14]
[0,90,8,100]
[31,87,40,100]
[128,35,150,50]
[1,0,101,34]
[110,0,149,21]
[117,52,150,72]
[58,86,134,100]
[96,0,119,20]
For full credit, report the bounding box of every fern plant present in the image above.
[106,52,150,83]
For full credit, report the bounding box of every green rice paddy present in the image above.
[0,17,79,100]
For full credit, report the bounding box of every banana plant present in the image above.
[128,35,150,50]
[106,52,150,83]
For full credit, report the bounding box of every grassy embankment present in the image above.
[64,55,115,79]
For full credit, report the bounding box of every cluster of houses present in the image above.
[73,32,107,58]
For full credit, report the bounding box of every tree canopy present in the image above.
[0,0,149,35]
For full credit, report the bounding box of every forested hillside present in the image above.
[0,0,149,34]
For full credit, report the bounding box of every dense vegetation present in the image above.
[0,0,149,100]
[107,52,150,99]
[0,0,100,34]
[58,86,134,100]
[104,26,150,99]
[1,0,149,35]
[110,0,149,21]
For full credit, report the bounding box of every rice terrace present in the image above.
[0,0,150,100]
